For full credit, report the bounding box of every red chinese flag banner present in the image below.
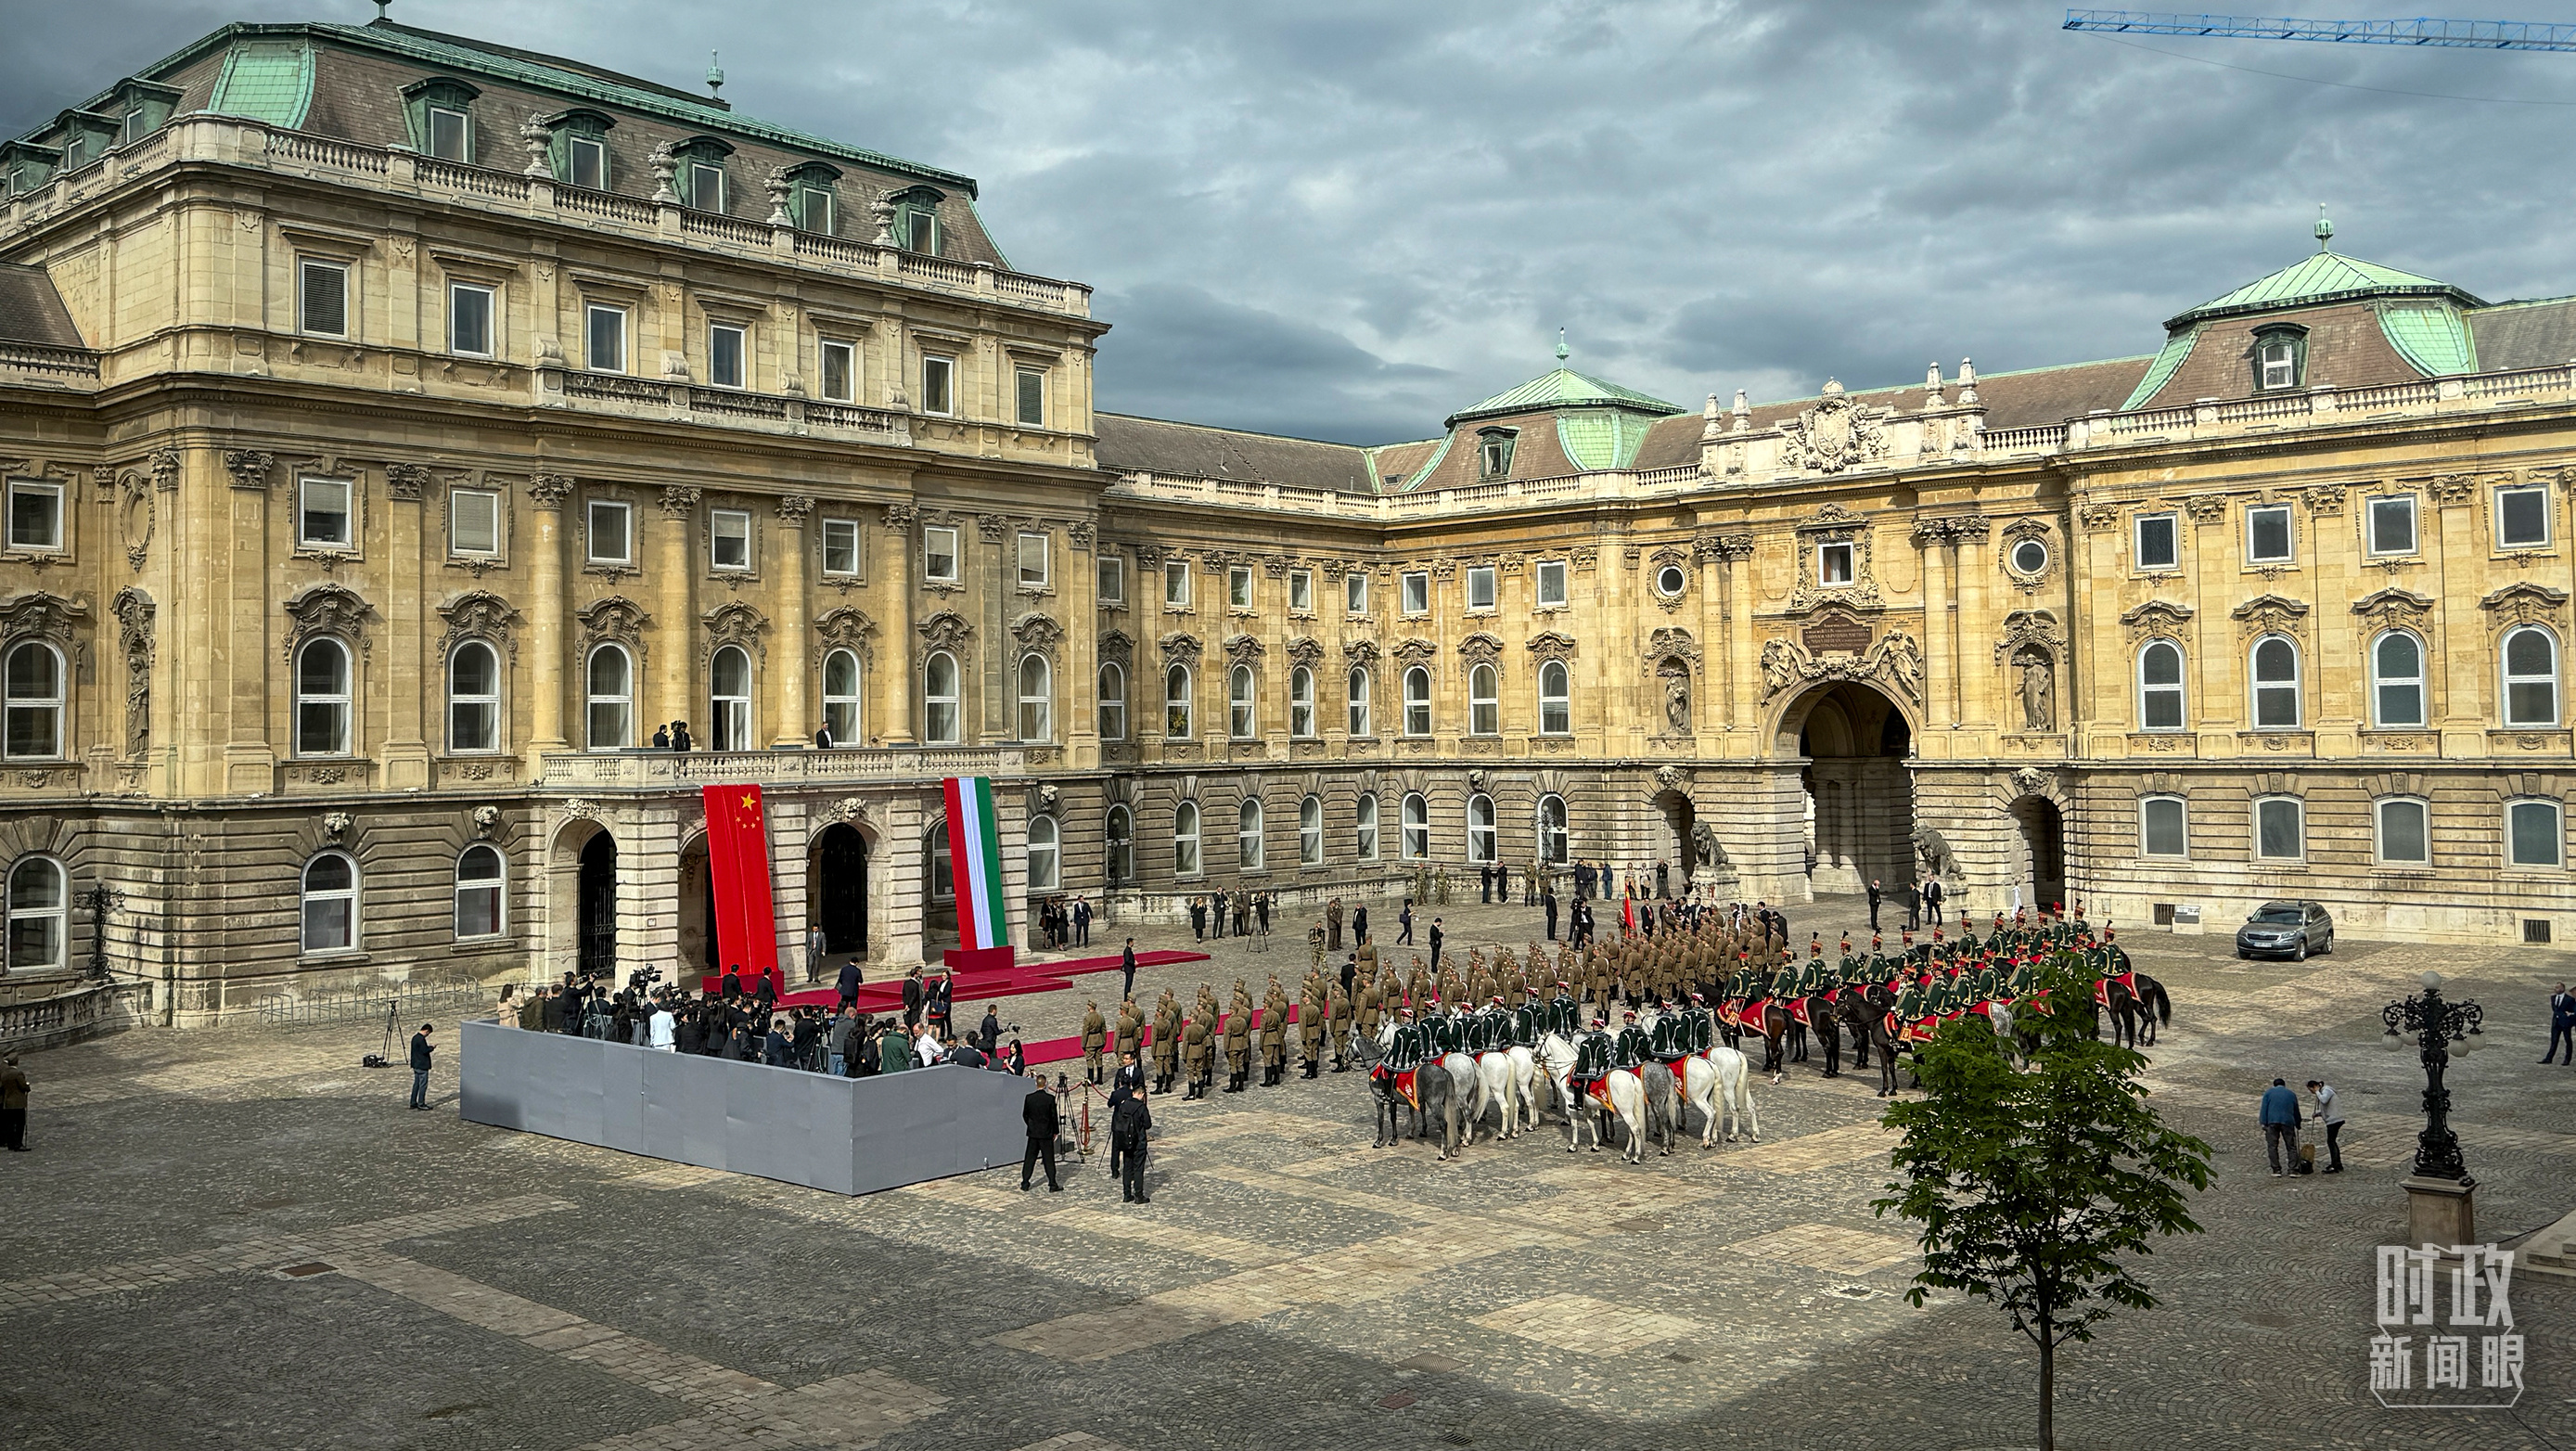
[700,784,780,984]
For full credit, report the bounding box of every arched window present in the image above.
[709,645,752,750]
[924,650,960,745]
[2376,796,2431,865]
[2504,625,2560,726]
[5,855,65,972]
[1466,792,1496,863]
[454,844,505,938]
[2,642,63,760]
[1229,664,1256,739]
[1468,663,1499,736]
[585,645,633,750]
[1173,801,1201,877]
[1289,666,1315,739]
[1401,791,1429,860]
[301,851,359,954]
[2249,635,2300,728]
[1165,664,1193,739]
[2137,639,2185,731]
[1538,660,1570,736]
[821,648,861,746]
[1026,814,1059,892]
[296,638,352,756]
[1538,793,1569,864]
[923,823,955,905]
[2370,630,2425,729]
[2507,798,2563,868]
[2252,796,2303,862]
[1403,665,1431,736]
[2139,796,2187,857]
[1018,653,1053,742]
[1097,661,1127,741]
[1347,666,1372,737]
[1237,796,1264,871]
[1106,803,1134,884]
[1299,794,1323,865]
[1355,793,1379,861]
[447,640,500,753]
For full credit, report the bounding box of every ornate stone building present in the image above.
[2,19,2569,1021]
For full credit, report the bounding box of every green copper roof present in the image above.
[2120,327,2198,411]
[1555,409,1656,471]
[1444,366,1683,430]
[2377,304,2477,378]
[204,40,314,128]
[1391,433,1455,494]
[2167,250,2481,329]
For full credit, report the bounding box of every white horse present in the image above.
[1675,1047,1761,1147]
[1532,1032,1583,1141]
[1469,1049,1521,1143]
[1596,1069,1652,1162]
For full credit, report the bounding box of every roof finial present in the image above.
[2313,202,2333,252]
[1555,327,1569,364]
[706,51,725,99]
[373,0,391,18]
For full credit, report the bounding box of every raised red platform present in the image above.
[709,947,1211,1016]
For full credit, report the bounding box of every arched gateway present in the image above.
[1774,680,1917,898]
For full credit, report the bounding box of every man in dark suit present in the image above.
[1867,879,1883,931]
[1121,938,1139,1000]
[979,1004,1004,1055]
[1,1054,31,1150]
[407,1023,435,1110]
[1352,904,1369,944]
[2544,981,2576,1064]
[1021,1078,1062,1191]
[1073,897,1093,948]
[1105,1048,1147,1180]
[1544,888,1560,941]
[836,957,862,1009]
[1111,1089,1153,1204]
[1429,918,1444,974]
[901,969,925,1030]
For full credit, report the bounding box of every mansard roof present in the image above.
[1095,414,1376,495]
[0,263,83,349]
[1442,365,1684,430]
[2165,248,2480,330]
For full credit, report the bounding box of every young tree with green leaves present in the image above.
[1872,953,2213,1451]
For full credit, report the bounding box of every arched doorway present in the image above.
[1652,790,1693,893]
[578,829,618,981]
[809,823,869,969]
[677,835,717,978]
[2010,796,2067,915]
[1779,681,1916,897]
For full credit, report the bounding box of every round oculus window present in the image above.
[2010,539,2049,575]
[1656,564,1686,597]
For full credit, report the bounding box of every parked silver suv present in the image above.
[2235,900,2334,961]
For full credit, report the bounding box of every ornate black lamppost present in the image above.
[74,883,123,982]
[2381,969,2484,1245]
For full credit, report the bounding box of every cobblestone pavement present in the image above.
[6,896,2574,1450]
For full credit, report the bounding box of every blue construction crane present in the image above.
[2063,9,2576,50]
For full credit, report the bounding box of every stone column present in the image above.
[221,449,277,795]
[656,484,700,738]
[772,494,813,746]
[381,463,431,790]
[1952,517,1993,732]
[879,503,916,746]
[526,473,573,752]
[1066,520,1098,767]
[1724,540,1757,752]
[1695,533,1728,750]
[1915,520,1954,740]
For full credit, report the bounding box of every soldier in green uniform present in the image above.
[1612,1009,1650,1072]
[1079,1000,1109,1085]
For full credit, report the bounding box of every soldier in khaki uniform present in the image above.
[1115,999,1142,1064]
[1184,1009,1215,1098]
[1327,979,1354,1071]
[1224,981,1254,1092]
[1080,1000,1109,1085]
[1152,990,1183,1093]
[1262,978,1291,1085]
[1308,919,1327,972]
[1300,982,1326,1079]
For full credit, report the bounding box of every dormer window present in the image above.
[688,161,724,212]
[782,161,842,235]
[1477,428,1517,482]
[0,141,62,198]
[542,109,616,190]
[401,78,481,163]
[109,80,180,147]
[2251,325,2307,392]
[668,136,735,213]
[50,110,119,173]
[889,186,944,254]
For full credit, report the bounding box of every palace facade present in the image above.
[3,18,2570,1022]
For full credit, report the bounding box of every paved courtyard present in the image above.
[4,895,2574,1450]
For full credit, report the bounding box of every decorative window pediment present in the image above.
[1526,630,1578,662]
[1158,631,1201,666]
[1457,631,1505,665]
[1391,637,1439,665]
[814,606,878,663]
[2481,581,2572,632]
[2230,593,2312,638]
[281,582,375,660]
[2352,585,2436,631]
[702,601,769,661]
[917,610,972,660]
[1223,632,1265,665]
[1285,636,1326,668]
[435,590,519,662]
[2121,599,2195,640]
[576,596,650,661]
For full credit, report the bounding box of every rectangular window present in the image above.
[586,499,632,565]
[1017,532,1049,588]
[6,480,62,551]
[299,477,352,548]
[2509,801,2563,867]
[1096,556,1124,604]
[905,208,939,254]
[448,282,493,357]
[1347,571,1369,615]
[1164,559,1191,607]
[566,134,606,189]
[1466,566,1496,610]
[920,354,955,416]
[2140,798,2187,857]
[2367,495,2417,556]
[821,519,861,576]
[708,323,746,389]
[585,304,627,374]
[2377,799,2430,865]
[1015,367,1044,426]
[1228,566,1253,609]
[2497,484,2551,548]
[687,161,724,212]
[1288,570,1313,612]
[818,340,856,403]
[1401,571,1429,615]
[426,105,469,161]
[450,488,499,557]
[1818,542,1854,584]
[299,258,348,338]
[1535,559,1568,607]
[2247,505,2292,564]
[800,186,835,235]
[2254,798,2303,860]
[923,525,960,584]
[711,508,751,571]
[2134,513,2178,570]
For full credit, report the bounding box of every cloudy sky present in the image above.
[12,0,2576,443]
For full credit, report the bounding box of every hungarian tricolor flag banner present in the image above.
[700,784,780,984]
[942,776,1010,951]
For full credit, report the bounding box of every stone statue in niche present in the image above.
[125,652,149,755]
[1664,673,1691,735]
[2016,647,2055,732]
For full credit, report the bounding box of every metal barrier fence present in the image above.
[252,980,496,1029]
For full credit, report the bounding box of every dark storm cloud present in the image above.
[13,0,2576,440]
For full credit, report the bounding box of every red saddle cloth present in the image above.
[2093,970,2138,1008]
[1881,1011,1901,1041]
[1582,1075,1617,1111]
[1393,1068,1419,1109]
[1787,997,1812,1030]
